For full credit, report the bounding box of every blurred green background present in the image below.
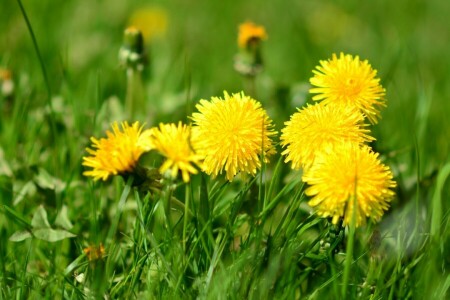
[1,0,449,173]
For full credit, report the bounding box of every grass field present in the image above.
[1,0,449,299]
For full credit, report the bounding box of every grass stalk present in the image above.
[16,0,57,141]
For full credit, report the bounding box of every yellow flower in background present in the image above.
[238,21,267,48]
[0,68,14,97]
[83,244,105,261]
[83,122,153,181]
[150,122,202,183]
[128,6,168,42]
[302,143,396,227]
[281,103,374,170]
[191,91,276,181]
[0,68,12,80]
[310,53,386,124]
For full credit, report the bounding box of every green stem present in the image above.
[107,176,133,244]
[89,182,99,243]
[126,68,145,120]
[16,0,52,107]
[245,75,256,98]
[342,195,357,298]
[163,178,174,232]
[413,136,420,235]
[16,0,57,163]
[183,184,190,251]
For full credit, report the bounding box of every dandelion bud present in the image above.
[83,244,105,261]
[0,68,14,99]
[118,27,147,71]
[234,22,267,77]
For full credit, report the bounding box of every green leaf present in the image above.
[0,175,13,206]
[430,163,450,238]
[0,147,12,177]
[96,96,125,125]
[13,181,36,206]
[55,205,73,230]
[33,168,66,192]
[9,230,32,242]
[1,204,32,229]
[31,205,51,228]
[32,228,76,242]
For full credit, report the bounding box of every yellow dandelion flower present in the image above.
[302,143,396,227]
[0,68,12,80]
[128,6,168,42]
[150,122,202,183]
[191,91,276,181]
[83,244,105,261]
[238,21,268,49]
[281,103,374,169]
[310,52,386,124]
[82,122,153,181]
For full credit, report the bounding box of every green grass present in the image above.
[1,0,450,298]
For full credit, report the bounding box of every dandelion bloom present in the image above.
[310,53,386,124]
[191,91,276,181]
[238,21,267,48]
[302,143,396,227]
[281,103,374,169]
[150,122,202,182]
[82,122,153,181]
[83,244,105,261]
[128,6,168,42]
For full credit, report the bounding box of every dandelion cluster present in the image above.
[83,91,275,183]
[82,29,396,228]
[282,52,396,227]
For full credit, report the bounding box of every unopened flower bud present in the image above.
[119,27,147,71]
[0,68,14,98]
[234,22,267,77]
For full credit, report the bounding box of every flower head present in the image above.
[82,122,153,181]
[310,53,386,124]
[150,122,202,182]
[191,91,276,181]
[83,244,105,261]
[281,103,374,169]
[0,68,11,80]
[119,27,146,71]
[238,21,267,49]
[128,6,168,42]
[302,143,396,227]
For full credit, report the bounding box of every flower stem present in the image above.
[126,68,145,120]
[107,176,133,244]
[183,184,190,251]
[163,178,174,232]
[342,195,357,298]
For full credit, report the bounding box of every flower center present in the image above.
[342,77,361,97]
